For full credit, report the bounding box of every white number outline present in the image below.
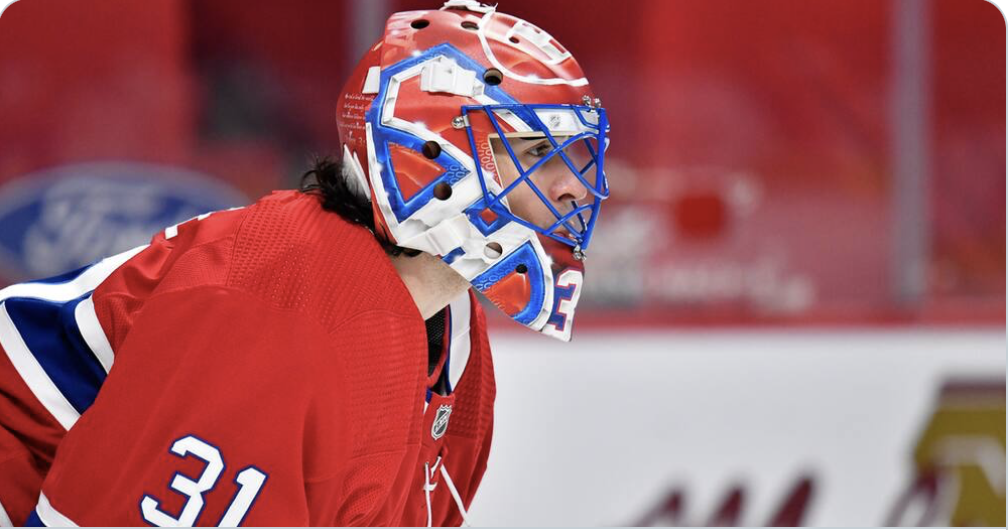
[542,269,583,342]
[140,435,225,527]
[217,467,269,527]
[140,434,268,527]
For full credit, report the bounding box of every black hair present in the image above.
[300,156,420,257]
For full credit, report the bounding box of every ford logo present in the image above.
[0,162,248,282]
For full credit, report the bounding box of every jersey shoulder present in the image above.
[83,189,421,369]
[225,190,417,331]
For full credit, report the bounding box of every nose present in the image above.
[547,162,589,204]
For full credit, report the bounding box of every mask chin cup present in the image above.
[467,239,584,342]
[470,241,545,326]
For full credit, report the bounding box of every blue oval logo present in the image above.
[0,162,248,282]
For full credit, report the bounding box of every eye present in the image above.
[527,142,552,157]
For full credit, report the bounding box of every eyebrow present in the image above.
[489,133,572,146]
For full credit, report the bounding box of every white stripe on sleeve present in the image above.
[35,492,78,527]
[0,496,13,527]
[447,292,472,390]
[74,294,114,374]
[0,244,147,303]
[0,302,80,430]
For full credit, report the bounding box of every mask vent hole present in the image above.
[484,242,503,259]
[421,140,442,159]
[411,19,430,29]
[515,263,528,274]
[483,68,504,86]
[461,21,478,30]
[433,182,453,200]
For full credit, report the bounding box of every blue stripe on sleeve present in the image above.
[24,509,45,527]
[3,294,107,415]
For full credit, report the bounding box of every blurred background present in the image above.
[0,0,1004,526]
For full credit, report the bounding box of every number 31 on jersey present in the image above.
[140,435,267,527]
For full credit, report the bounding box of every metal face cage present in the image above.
[460,103,610,255]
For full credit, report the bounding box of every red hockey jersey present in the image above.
[0,190,495,526]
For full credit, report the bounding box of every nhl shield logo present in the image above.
[431,404,452,440]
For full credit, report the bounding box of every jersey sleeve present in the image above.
[33,285,354,527]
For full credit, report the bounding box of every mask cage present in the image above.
[461,103,609,252]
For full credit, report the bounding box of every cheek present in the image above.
[524,161,564,196]
[503,183,534,217]
[509,185,556,228]
[492,148,518,185]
